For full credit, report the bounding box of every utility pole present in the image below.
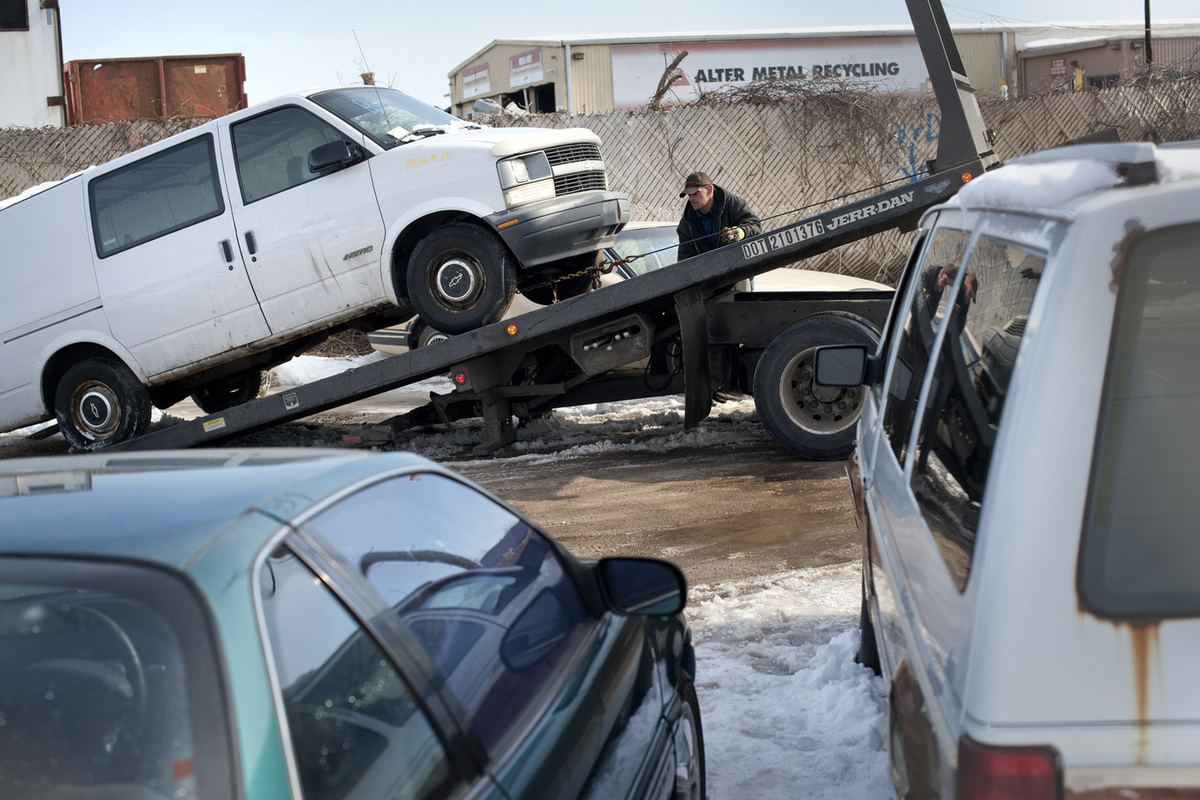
[1144,0,1154,66]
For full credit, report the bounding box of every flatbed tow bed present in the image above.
[111,0,997,457]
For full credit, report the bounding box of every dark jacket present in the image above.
[676,184,763,260]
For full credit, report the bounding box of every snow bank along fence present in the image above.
[2,79,1197,285]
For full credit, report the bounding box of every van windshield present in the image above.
[309,87,480,149]
[1079,221,1200,618]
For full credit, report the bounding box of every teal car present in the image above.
[0,449,703,799]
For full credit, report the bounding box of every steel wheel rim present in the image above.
[434,255,483,306]
[777,347,863,436]
[71,380,122,441]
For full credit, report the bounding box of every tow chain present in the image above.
[519,256,620,298]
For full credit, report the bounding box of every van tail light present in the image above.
[957,735,1062,800]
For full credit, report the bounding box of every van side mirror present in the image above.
[308,141,365,173]
[814,344,879,386]
[598,558,686,616]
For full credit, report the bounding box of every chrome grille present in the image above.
[545,142,602,166]
[554,172,608,195]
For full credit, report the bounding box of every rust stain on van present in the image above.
[1122,619,1162,764]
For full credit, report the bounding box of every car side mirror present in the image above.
[308,141,364,173]
[598,558,686,616]
[814,344,882,386]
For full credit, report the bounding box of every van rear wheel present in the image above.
[190,369,269,414]
[54,358,151,451]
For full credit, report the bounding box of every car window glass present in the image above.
[612,227,680,276]
[1079,221,1200,617]
[89,133,224,258]
[302,472,591,757]
[910,232,1045,590]
[882,223,971,464]
[0,562,229,800]
[310,87,462,149]
[231,106,345,203]
[259,546,455,800]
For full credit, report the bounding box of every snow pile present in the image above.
[691,564,891,798]
[270,351,388,385]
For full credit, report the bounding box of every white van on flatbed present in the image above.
[0,86,628,449]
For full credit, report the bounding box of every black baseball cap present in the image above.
[680,172,713,197]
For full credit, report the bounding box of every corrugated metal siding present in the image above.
[1147,36,1200,66]
[451,43,567,114]
[956,33,1008,97]
[1020,36,1200,95]
[569,44,613,115]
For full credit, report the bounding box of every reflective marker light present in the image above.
[454,372,467,385]
[507,324,519,336]
[962,171,974,183]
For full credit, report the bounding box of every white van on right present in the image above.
[824,141,1200,798]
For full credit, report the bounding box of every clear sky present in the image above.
[59,0,1198,109]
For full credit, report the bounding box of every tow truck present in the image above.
[111,0,998,457]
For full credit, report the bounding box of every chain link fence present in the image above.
[3,77,1197,284]
[0,119,206,202]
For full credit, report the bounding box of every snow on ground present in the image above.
[1,353,893,796]
[692,565,891,798]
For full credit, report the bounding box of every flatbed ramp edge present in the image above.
[112,164,981,453]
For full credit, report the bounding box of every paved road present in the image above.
[0,387,861,590]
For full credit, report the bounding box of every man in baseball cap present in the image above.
[676,171,762,261]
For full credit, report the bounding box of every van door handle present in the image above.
[244,231,258,255]
[220,239,234,265]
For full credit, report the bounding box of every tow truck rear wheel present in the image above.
[753,313,878,460]
[407,223,515,335]
[54,357,152,451]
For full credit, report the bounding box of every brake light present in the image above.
[957,735,1061,800]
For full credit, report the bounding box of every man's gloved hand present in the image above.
[720,226,745,244]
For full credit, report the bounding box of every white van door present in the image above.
[219,105,387,334]
[89,133,271,377]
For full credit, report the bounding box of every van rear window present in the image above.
[1079,221,1200,618]
[89,135,224,258]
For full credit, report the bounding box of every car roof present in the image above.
[0,449,436,567]
[948,139,1200,213]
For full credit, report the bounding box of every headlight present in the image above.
[498,152,552,187]
[498,152,554,208]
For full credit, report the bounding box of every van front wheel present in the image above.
[54,358,152,451]
[406,224,515,335]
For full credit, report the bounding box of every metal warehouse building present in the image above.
[448,20,1200,117]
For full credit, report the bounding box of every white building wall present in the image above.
[1,1,64,128]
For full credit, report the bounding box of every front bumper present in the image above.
[488,190,629,269]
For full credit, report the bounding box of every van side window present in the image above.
[1079,221,1200,618]
[882,225,971,464]
[910,234,1045,590]
[89,134,224,258]
[231,106,346,203]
